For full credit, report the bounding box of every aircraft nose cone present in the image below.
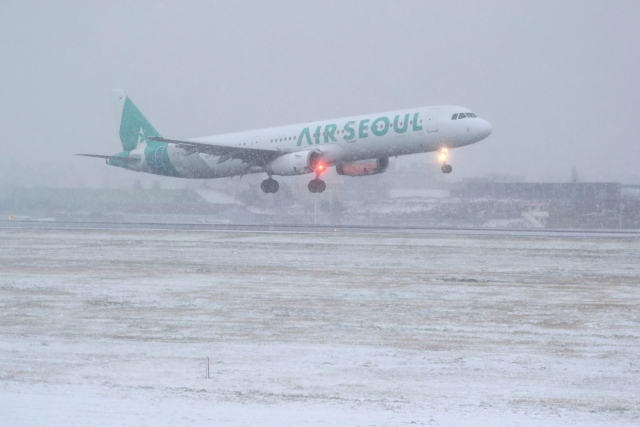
[479,119,492,138]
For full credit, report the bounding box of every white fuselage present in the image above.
[124,105,492,179]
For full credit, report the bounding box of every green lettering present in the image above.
[394,114,410,133]
[344,121,356,140]
[314,126,322,144]
[324,124,337,142]
[297,127,313,146]
[412,112,423,132]
[371,117,389,137]
[359,119,370,138]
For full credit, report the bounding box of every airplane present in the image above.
[78,90,492,193]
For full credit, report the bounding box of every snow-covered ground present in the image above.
[1,229,638,426]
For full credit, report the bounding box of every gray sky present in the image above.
[1,0,639,188]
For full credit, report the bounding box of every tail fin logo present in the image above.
[109,90,161,151]
[138,128,147,146]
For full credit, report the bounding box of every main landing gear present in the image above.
[261,177,279,193]
[308,178,326,193]
[308,162,326,193]
[439,148,452,174]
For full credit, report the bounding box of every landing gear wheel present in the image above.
[260,178,279,193]
[441,164,453,174]
[308,179,326,193]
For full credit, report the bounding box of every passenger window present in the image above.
[410,121,412,125]
[452,114,458,120]
[294,136,296,140]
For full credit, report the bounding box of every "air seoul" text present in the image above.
[297,112,422,146]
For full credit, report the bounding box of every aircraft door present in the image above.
[427,109,439,133]
[251,136,260,146]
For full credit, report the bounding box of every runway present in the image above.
[1,227,639,425]
[2,220,639,239]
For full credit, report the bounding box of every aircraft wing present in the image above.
[147,137,285,165]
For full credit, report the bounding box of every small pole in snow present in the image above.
[206,357,210,379]
[314,200,317,226]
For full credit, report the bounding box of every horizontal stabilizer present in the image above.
[75,154,140,163]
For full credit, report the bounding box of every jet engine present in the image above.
[336,157,389,176]
[267,150,321,176]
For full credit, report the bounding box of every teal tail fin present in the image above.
[109,90,161,151]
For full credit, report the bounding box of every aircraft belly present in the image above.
[341,137,388,161]
[341,132,419,160]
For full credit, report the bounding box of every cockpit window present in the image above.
[453,112,478,120]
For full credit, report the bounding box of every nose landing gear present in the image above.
[260,177,279,193]
[439,148,452,174]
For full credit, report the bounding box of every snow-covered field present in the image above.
[1,229,638,426]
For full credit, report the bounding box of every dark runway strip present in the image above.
[1,220,638,239]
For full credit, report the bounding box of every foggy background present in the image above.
[1,0,639,189]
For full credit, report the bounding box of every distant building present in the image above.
[452,182,621,208]
[462,173,526,183]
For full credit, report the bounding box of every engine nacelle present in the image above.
[336,157,389,176]
[267,150,321,176]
